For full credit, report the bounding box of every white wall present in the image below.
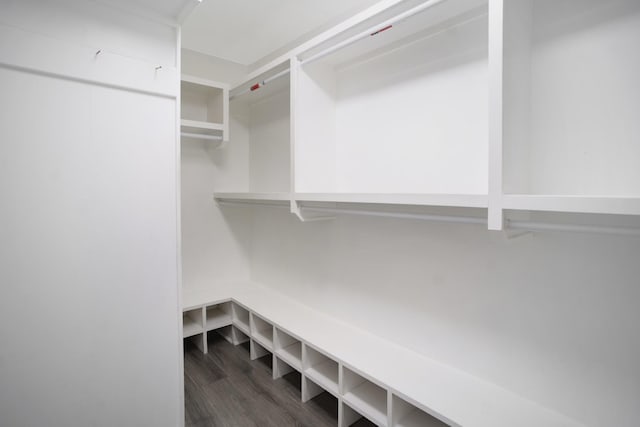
[247,209,640,427]
[0,1,181,426]
[180,49,253,290]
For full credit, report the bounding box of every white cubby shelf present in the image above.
[250,313,274,350]
[304,345,339,397]
[342,367,388,426]
[203,0,640,234]
[182,282,583,427]
[180,74,229,143]
[182,308,203,338]
[275,329,302,371]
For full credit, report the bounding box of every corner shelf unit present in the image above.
[180,74,229,143]
[182,283,581,427]
[209,0,640,234]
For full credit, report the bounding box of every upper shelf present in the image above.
[181,74,229,142]
[502,195,640,216]
[214,192,488,209]
[295,193,488,208]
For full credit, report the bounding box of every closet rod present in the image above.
[301,206,485,225]
[181,132,222,141]
[230,68,291,100]
[507,220,640,237]
[230,0,447,100]
[300,0,447,67]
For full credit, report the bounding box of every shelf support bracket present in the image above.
[290,200,335,222]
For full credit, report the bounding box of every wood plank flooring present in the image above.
[184,331,376,427]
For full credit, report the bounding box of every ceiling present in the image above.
[181,0,384,65]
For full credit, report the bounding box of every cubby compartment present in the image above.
[502,0,640,214]
[341,367,388,426]
[205,302,232,331]
[231,303,250,334]
[250,313,274,350]
[182,308,203,338]
[250,338,272,365]
[216,61,291,197]
[295,0,488,199]
[391,395,448,427]
[274,328,302,371]
[303,345,339,397]
[181,74,228,142]
[232,326,250,345]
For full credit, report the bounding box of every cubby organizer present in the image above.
[180,74,229,143]
[208,0,640,234]
[182,284,581,427]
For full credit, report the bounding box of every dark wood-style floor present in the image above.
[184,331,376,427]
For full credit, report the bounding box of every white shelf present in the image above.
[502,1,640,201]
[277,342,302,370]
[205,305,232,331]
[181,73,228,142]
[295,193,488,208]
[343,380,388,427]
[503,195,640,216]
[305,359,339,396]
[214,192,291,202]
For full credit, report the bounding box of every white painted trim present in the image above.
[487,0,504,230]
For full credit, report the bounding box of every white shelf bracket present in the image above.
[290,200,335,222]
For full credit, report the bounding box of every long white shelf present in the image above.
[214,192,488,208]
[344,381,388,426]
[182,281,583,427]
[214,192,291,202]
[305,360,339,396]
[503,194,640,216]
[295,193,489,208]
